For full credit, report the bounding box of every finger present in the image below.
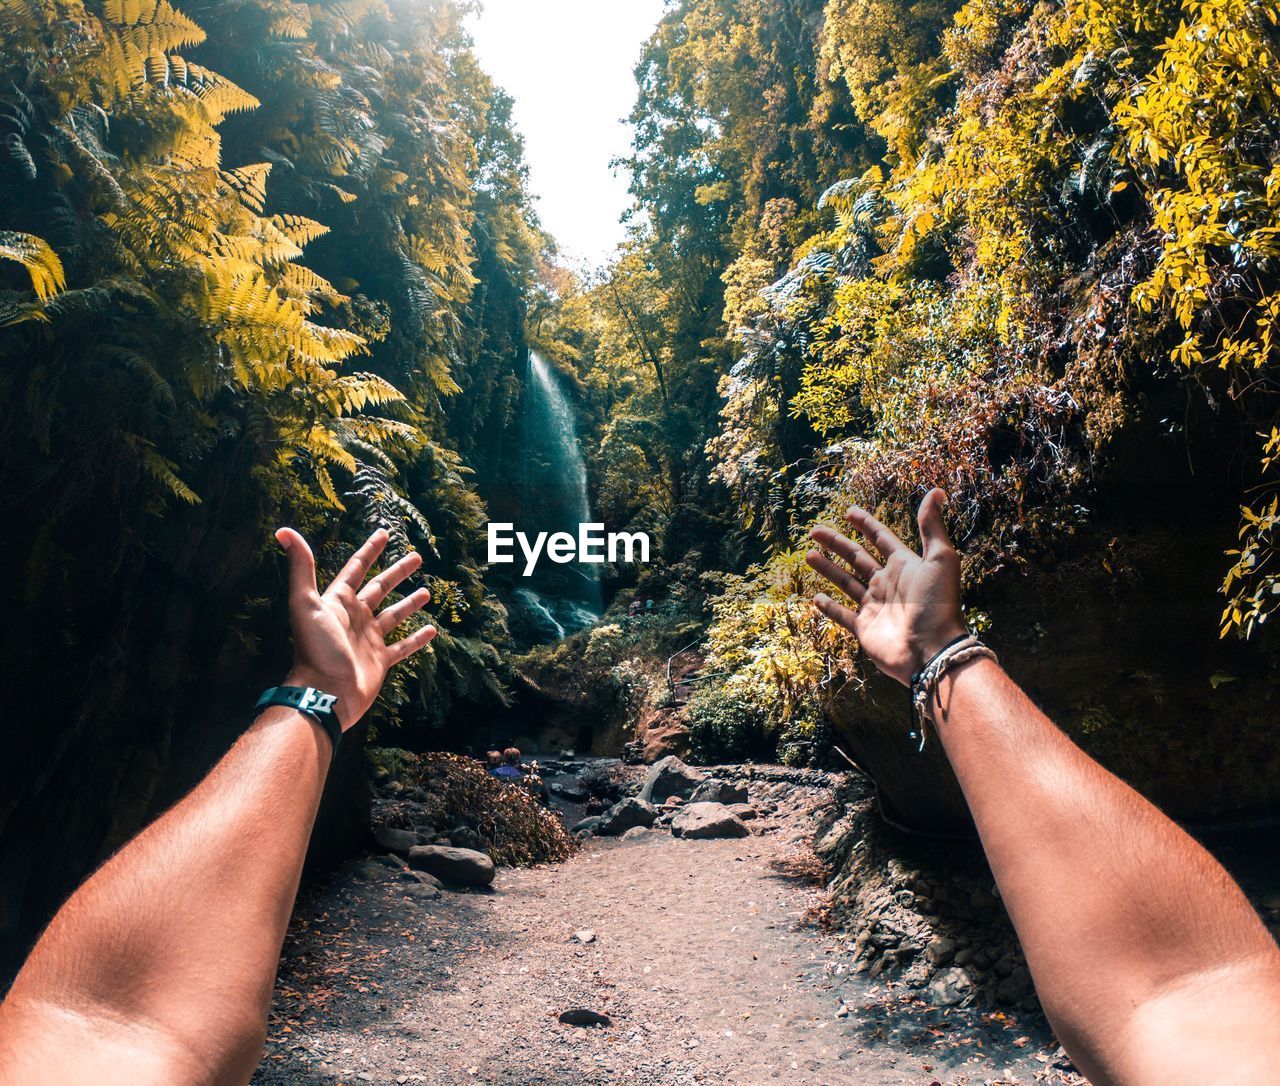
[805,549,866,603]
[916,488,954,560]
[845,505,908,558]
[359,551,423,608]
[813,592,859,633]
[810,525,881,580]
[329,528,389,593]
[386,623,437,665]
[275,528,320,603]
[377,587,432,634]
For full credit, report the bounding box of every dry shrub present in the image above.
[407,753,577,867]
[769,846,830,885]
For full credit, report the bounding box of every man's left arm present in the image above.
[0,527,435,1085]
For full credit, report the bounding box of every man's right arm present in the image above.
[807,491,1280,1085]
[933,656,1280,1084]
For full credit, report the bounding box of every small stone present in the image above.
[559,1008,613,1028]
[448,825,484,851]
[925,935,957,966]
[621,825,651,840]
[927,966,973,1007]
[970,888,998,910]
[574,929,597,944]
[996,966,1034,1005]
[402,881,441,901]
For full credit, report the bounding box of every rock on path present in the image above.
[254,785,1075,1085]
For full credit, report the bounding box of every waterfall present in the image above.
[513,351,602,642]
[529,352,594,536]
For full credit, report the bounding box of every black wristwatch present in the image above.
[255,685,342,759]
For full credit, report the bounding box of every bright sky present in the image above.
[466,0,668,269]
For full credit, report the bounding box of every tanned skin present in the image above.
[806,489,1280,1085]
[0,528,436,1085]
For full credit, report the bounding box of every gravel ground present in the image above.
[252,779,1081,1086]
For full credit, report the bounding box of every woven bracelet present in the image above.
[908,635,998,751]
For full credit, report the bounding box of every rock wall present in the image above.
[827,450,1280,833]
[0,536,368,987]
[813,776,1037,1011]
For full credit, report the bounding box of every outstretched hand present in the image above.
[805,489,966,686]
[276,527,437,729]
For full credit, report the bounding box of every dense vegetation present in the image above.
[0,0,551,971]
[552,0,1280,816]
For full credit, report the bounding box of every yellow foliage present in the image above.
[0,231,65,301]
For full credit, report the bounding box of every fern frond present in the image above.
[313,460,345,508]
[104,0,207,53]
[268,4,311,39]
[122,433,201,504]
[269,214,329,247]
[336,371,406,411]
[222,162,272,213]
[421,352,461,396]
[0,232,65,301]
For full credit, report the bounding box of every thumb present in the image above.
[276,527,319,603]
[916,489,953,560]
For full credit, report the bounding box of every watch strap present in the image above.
[255,685,342,759]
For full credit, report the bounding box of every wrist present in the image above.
[283,670,350,729]
[910,623,969,674]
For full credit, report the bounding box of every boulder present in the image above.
[571,816,603,835]
[596,797,657,836]
[638,755,706,805]
[407,845,495,887]
[690,778,748,805]
[670,802,750,840]
[725,803,758,821]
[621,825,651,840]
[373,826,426,856]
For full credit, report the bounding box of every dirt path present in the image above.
[253,791,1079,1086]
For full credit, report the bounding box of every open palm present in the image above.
[805,490,966,686]
[277,527,437,730]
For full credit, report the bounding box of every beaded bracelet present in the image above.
[908,634,998,751]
